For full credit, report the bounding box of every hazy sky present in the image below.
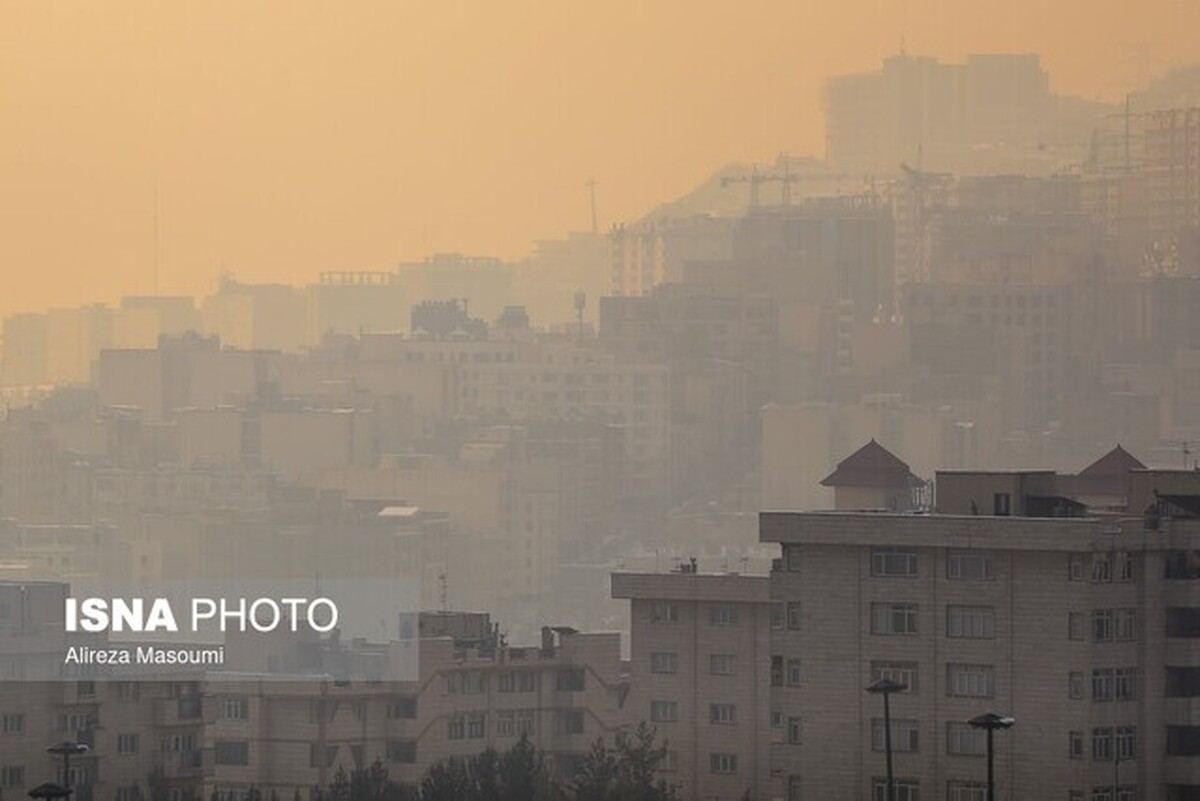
[1,0,1197,316]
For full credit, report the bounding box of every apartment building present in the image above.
[612,567,772,801]
[0,603,630,801]
[760,462,1200,801]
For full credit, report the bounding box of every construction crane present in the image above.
[721,161,855,209]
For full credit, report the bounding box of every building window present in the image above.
[947,551,994,581]
[115,787,140,801]
[1093,669,1114,701]
[871,603,918,635]
[1115,668,1138,701]
[872,778,919,801]
[1114,787,1136,801]
[650,701,677,723]
[787,659,803,687]
[1069,731,1083,759]
[788,717,802,745]
[556,668,586,692]
[771,656,784,687]
[496,712,516,738]
[1093,728,1113,762]
[650,652,677,674]
[498,671,536,693]
[946,722,987,756]
[946,663,995,698]
[1093,555,1113,583]
[1,714,24,734]
[787,601,803,630]
[220,697,249,721]
[1114,609,1137,641]
[214,741,249,766]
[870,661,918,693]
[771,602,786,629]
[709,753,738,774]
[661,751,678,773]
[1069,554,1086,581]
[993,493,1011,516]
[872,547,919,578]
[947,780,987,801]
[872,719,919,752]
[447,716,465,740]
[652,602,678,623]
[947,606,995,639]
[1069,612,1084,640]
[710,603,738,626]
[1115,552,1135,582]
[0,766,25,789]
[461,671,486,694]
[309,744,336,769]
[710,654,737,676]
[1069,671,1084,699]
[1116,726,1137,759]
[117,682,140,702]
[516,711,535,737]
[709,703,736,725]
[386,740,416,764]
[788,775,803,801]
[116,734,139,754]
[1093,610,1113,642]
[387,697,417,719]
[557,710,583,735]
[786,545,802,572]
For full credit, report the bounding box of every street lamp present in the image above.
[27,783,71,801]
[967,712,1015,801]
[866,678,907,801]
[45,742,89,790]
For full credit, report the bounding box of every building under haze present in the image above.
[824,52,1114,177]
[761,451,1200,801]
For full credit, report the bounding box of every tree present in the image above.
[568,737,619,801]
[567,723,672,801]
[315,762,414,801]
[419,758,471,801]
[496,736,552,801]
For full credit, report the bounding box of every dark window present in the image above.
[1168,726,1200,756]
[1167,608,1200,638]
[1167,667,1200,697]
[214,741,249,766]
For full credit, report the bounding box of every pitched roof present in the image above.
[1062,445,1146,497]
[1079,444,1146,478]
[820,439,920,488]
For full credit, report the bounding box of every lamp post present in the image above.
[27,783,71,801]
[45,742,89,790]
[866,678,907,801]
[967,712,1015,801]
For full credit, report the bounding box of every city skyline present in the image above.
[2,0,1199,317]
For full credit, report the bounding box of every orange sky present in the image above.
[1,0,1197,316]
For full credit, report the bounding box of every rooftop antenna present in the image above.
[586,179,599,235]
[438,573,448,613]
[1184,441,1192,471]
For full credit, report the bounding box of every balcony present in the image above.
[155,696,209,727]
[158,749,212,780]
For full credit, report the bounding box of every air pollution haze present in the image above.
[0,0,1196,316]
